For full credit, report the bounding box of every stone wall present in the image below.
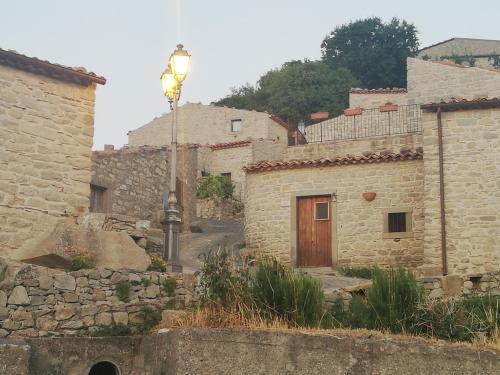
[421,108,500,276]
[420,272,500,299]
[284,133,422,161]
[4,328,497,375]
[0,65,97,258]
[407,58,500,105]
[91,145,197,231]
[349,91,408,108]
[245,159,424,267]
[196,199,243,222]
[128,102,288,147]
[0,260,196,338]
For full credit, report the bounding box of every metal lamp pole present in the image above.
[160,44,191,273]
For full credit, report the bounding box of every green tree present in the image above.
[321,17,419,88]
[214,60,358,125]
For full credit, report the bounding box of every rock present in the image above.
[0,290,7,307]
[100,269,112,279]
[54,307,76,321]
[161,309,188,325]
[38,275,53,290]
[63,292,79,303]
[93,289,106,301]
[60,320,84,329]
[128,273,141,283]
[189,224,203,233]
[7,286,30,305]
[111,272,127,284]
[0,308,10,320]
[53,274,76,291]
[30,295,45,306]
[36,316,58,331]
[145,284,160,298]
[82,316,94,327]
[76,277,89,287]
[0,328,9,337]
[81,305,98,317]
[95,312,112,326]
[88,270,101,279]
[135,238,147,249]
[113,312,129,325]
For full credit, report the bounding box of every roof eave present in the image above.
[421,99,500,112]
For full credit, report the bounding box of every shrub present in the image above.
[162,277,177,297]
[339,267,374,279]
[91,324,132,337]
[141,278,152,287]
[116,281,131,302]
[251,257,325,327]
[136,306,161,333]
[149,256,167,272]
[63,246,95,271]
[197,174,234,201]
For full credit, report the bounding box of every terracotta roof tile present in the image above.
[421,97,500,112]
[349,88,407,94]
[210,140,252,150]
[244,151,423,173]
[0,48,106,86]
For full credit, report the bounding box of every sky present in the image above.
[1,0,499,149]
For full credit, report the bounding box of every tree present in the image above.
[321,17,419,88]
[214,60,358,125]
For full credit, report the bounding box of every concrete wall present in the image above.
[349,91,408,108]
[421,108,500,276]
[1,328,498,375]
[128,103,288,147]
[0,65,97,259]
[245,160,424,267]
[91,146,197,230]
[407,58,500,105]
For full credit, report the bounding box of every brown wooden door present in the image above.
[297,196,332,267]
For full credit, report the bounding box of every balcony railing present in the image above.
[304,104,422,143]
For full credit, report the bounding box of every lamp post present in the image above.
[160,44,191,273]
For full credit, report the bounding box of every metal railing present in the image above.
[304,104,422,143]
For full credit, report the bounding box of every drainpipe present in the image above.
[437,107,448,275]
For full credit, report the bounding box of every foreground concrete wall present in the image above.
[0,65,97,258]
[421,107,500,276]
[1,328,498,374]
[245,160,424,267]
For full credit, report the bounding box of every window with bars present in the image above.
[231,119,242,132]
[388,212,406,233]
[383,209,413,238]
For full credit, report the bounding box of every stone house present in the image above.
[127,103,289,201]
[0,48,106,258]
[243,57,500,285]
[417,37,500,68]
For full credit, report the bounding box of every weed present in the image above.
[116,281,131,302]
[149,256,167,272]
[162,277,177,297]
[136,306,161,334]
[141,278,152,287]
[91,324,132,337]
[197,174,234,201]
[339,267,374,279]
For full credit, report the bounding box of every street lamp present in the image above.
[160,44,191,273]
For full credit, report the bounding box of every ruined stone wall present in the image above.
[0,261,196,338]
[284,134,422,161]
[245,160,424,267]
[196,199,243,222]
[0,65,96,259]
[407,58,500,105]
[421,108,500,276]
[91,146,197,230]
[349,92,409,108]
[128,103,287,147]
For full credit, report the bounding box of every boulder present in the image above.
[53,274,76,291]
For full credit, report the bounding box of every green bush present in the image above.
[91,324,132,337]
[148,256,167,272]
[141,278,152,287]
[116,281,131,302]
[251,257,325,327]
[339,267,374,279]
[197,174,234,200]
[136,306,161,334]
[162,277,177,297]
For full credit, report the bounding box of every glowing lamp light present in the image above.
[160,67,177,100]
[169,44,191,83]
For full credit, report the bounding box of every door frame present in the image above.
[290,190,338,268]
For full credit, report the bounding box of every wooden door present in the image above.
[297,196,332,267]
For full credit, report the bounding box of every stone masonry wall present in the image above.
[128,103,288,147]
[196,198,243,222]
[407,58,500,105]
[0,260,196,338]
[349,92,408,108]
[421,108,500,276]
[91,146,197,231]
[0,65,97,259]
[245,160,424,267]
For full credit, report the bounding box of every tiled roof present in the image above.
[349,88,407,94]
[210,140,252,150]
[244,151,423,173]
[269,114,289,129]
[0,48,106,86]
[421,97,500,112]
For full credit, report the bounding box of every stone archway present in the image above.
[88,361,120,375]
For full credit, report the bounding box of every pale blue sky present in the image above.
[1,1,498,149]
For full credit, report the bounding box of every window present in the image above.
[388,212,406,233]
[90,184,107,213]
[231,119,242,132]
[383,209,413,238]
[221,172,231,182]
[315,202,329,220]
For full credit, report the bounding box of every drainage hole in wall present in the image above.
[89,361,120,375]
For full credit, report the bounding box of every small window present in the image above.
[90,184,107,213]
[388,212,406,233]
[231,119,242,132]
[221,172,231,182]
[315,202,329,220]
